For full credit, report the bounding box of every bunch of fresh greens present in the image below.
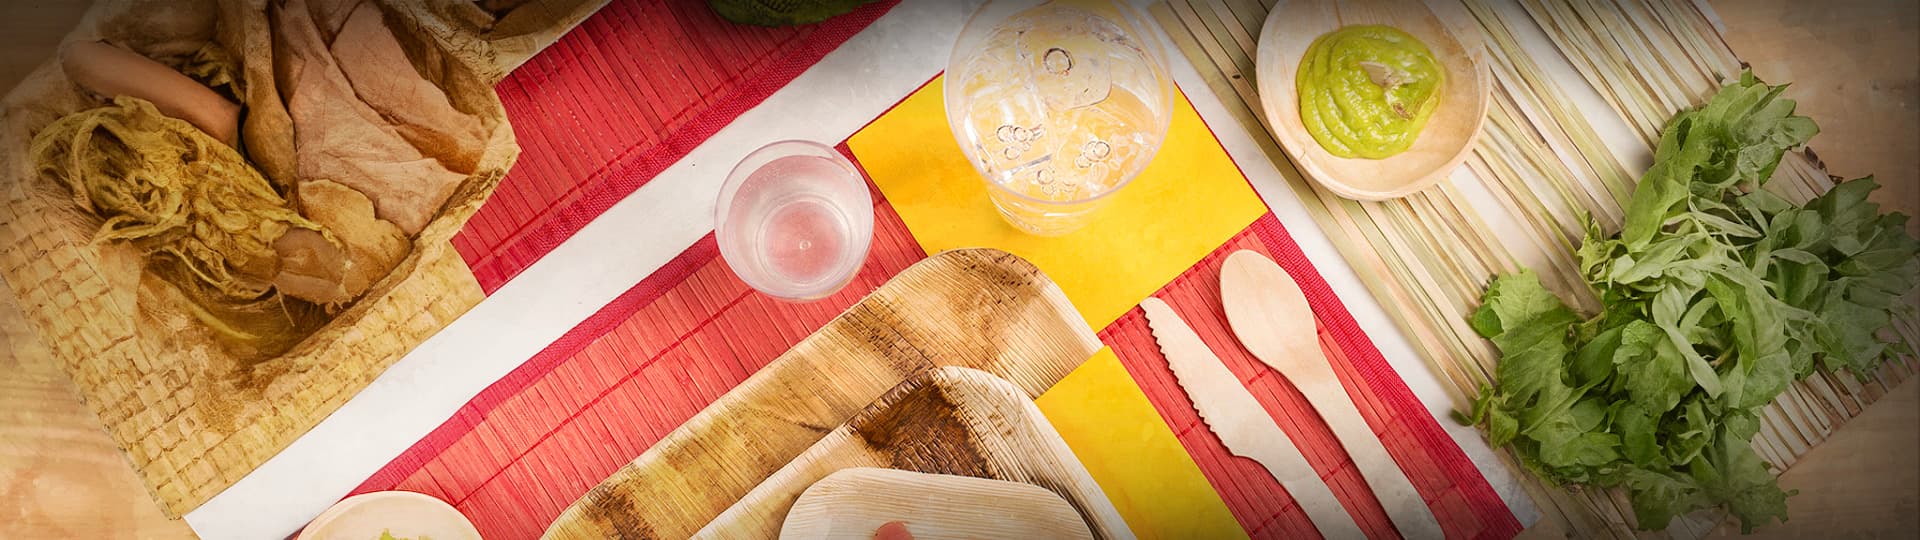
[1463,72,1920,532]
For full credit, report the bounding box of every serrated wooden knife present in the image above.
[1220,249,1445,540]
[1140,297,1365,539]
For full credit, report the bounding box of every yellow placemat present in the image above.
[1036,349,1247,539]
[847,76,1269,330]
[849,76,1265,538]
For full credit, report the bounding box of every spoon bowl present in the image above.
[1220,249,1321,368]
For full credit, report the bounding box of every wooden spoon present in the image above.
[1255,0,1491,200]
[1220,250,1443,540]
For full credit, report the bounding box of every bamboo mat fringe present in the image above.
[1152,0,1918,537]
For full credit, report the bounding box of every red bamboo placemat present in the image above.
[454,0,899,292]
[1111,215,1520,539]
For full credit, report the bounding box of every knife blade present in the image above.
[1140,297,1365,539]
[1220,249,1445,540]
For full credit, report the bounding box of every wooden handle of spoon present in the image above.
[1291,354,1444,540]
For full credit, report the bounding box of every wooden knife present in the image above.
[1220,250,1445,540]
[1140,297,1365,539]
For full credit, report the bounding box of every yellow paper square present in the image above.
[849,76,1270,329]
[1037,349,1247,540]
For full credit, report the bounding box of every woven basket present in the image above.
[0,0,521,517]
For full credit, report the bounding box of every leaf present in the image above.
[1661,323,1723,398]
[1617,321,1690,413]
[1474,272,1581,403]
[1664,397,1713,466]
[1768,257,1827,307]
[1692,211,1763,239]
[1611,236,1693,284]
[1519,377,1588,432]
[1693,424,1793,533]
[1529,396,1616,468]
[1466,387,1519,446]
[1571,324,1621,386]
[1769,248,1819,265]
[1486,405,1519,446]
[1621,159,1693,249]
[1612,402,1660,466]
[1540,431,1623,469]
[1814,297,1893,374]
[1734,350,1793,410]
[1623,468,1703,530]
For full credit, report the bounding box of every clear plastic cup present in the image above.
[715,140,874,302]
[944,0,1175,236]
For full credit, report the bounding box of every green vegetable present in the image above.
[1465,72,1920,533]
[708,0,880,27]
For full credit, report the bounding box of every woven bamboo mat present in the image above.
[1152,0,1920,537]
[452,0,898,292]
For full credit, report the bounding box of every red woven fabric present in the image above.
[454,0,900,292]
[1105,216,1522,539]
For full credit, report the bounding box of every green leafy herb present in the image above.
[1465,72,1920,533]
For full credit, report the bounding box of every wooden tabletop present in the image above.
[0,0,1913,538]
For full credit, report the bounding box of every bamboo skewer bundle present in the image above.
[1151,0,1918,537]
